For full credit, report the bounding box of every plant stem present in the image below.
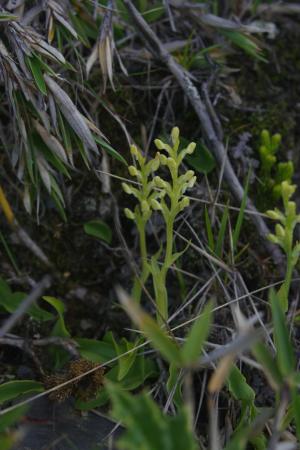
[132,220,149,303]
[278,253,293,312]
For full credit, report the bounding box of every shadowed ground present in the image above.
[13,398,120,450]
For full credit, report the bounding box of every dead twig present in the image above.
[0,335,80,358]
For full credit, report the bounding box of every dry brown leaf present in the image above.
[34,120,69,164]
[44,75,98,153]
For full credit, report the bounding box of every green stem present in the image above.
[156,208,176,324]
[154,272,168,326]
[132,220,149,303]
[278,252,293,312]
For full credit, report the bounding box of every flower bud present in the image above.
[271,133,281,149]
[187,176,197,189]
[154,176,167,189]
[141,200,150,213]
[130,145,139,157]
[282,181,296,201]
[179,197,190,211]
[261,129,270,147]
[167,157,177,172]
[287,201,296,217]
[185,142,196,155]
[124,208,135,220]
[159,154,168,165]
[151,199,162,210]
[154,139,164,150]
[128,165,139,177]
[122,182,133,195]
[171,127,179,145]
[275,224,285,238]
[268,233,279,245]
[266,210,281,220]
[147,155,160,173]
[186,170,195,180]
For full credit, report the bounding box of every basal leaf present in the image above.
[83,219,112,244]
[0,380,44,405]
[181,301,213,365]
[270,289,295,377]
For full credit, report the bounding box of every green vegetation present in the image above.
[0,1,300,450]
[257,130,294,210]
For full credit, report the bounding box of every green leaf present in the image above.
[83,219,112,244]
[221,30,267,62]
[0,380,44,405]
[140,316,181,366]
[26,56,47,95]
[270,289,295,377]
[42,296,70,338]
[115,0,130,22]
[0,433,16,450]
[0,12,19,21]
[292,387,300,442]
[227,365,255,403]
[0,279,11,298]
[142,6,165,23]
[117,287,182,366]
[181,301,213,365]
[106,382,198,450]
[185,141,216,174]
[0,279,53,322]
[112,335,140,381]
[166,363,183,409]
[0,405,28,433]
[94,136,127,165]
[215,204,229,258]
[76,337,116,363]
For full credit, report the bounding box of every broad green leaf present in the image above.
[0,380,44,405]
[112,335,140,381]
[0,279,53,322]
[181,301,213,365]
[42,296,70,338]
[185,141,216,174]
[94,136,127,165]
[83,219,112,244]
[117,287,182,366]
[0,279,11,298]
[227,365,255,403]
[106,382,198,450]
[76,337,116,363]
[0,405,28,432]
[26,56,47,95]
[270,289,295,376]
